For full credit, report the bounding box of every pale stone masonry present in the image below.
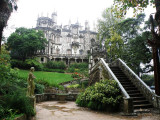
[35,12,97,65]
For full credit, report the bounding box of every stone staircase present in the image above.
[110,66,152,111]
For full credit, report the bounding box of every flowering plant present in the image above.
[71,72,82,78]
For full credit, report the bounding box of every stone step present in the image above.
[110,66,153,111]
[124,86,137,90]
[123,84,135,88]
[127,90,140,94]
[133,104,152,109]
[132,97,146,101]
[129,93,143,97]
[133,100,150,105]
[118,79,130,82]
[120,82,133,85]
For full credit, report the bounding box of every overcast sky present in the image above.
[3,0,114,37]
[3,0,155,37]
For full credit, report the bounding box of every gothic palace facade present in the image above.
[35,12,97,65]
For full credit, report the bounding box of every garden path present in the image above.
[33,101,160,120]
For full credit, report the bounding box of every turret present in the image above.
[85,20,90,31]
[51,12,57,24]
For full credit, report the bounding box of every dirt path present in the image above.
[34,101,160,120]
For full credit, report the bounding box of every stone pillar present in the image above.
[123,98,133,114]
[75,58,77,63]
[99,66,103,81]
[53,58,55,61]
[29,96,36,112]
[61,57,63,61]
[68,58,70,66]
[82,59,83,63]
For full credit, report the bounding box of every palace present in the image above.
[35,12,97,65]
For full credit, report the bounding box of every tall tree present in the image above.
[117,14,145,42]
[113,0,160,95]
[125,31,152,76]
[105,28,124,61]
[0,0,17,54]
[97,7,123,40]
[7,27,47,60]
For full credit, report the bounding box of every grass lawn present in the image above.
[18,70,73,86]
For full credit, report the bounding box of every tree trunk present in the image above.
[153,0,160,95]
[0,27,3,54]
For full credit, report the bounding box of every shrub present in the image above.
[142,75,154,86]
[67,63,88,77]
[70,63,88,69]
[44,61,66,70]
[76,79,122,111]
[35,83,45,94]
[25,59,43,71]
[43,68,65,73]
[71,72,82,78]
[67,84,80,89]
[10,59,26,69]
[11,59,44,71]
[2,91,35,117]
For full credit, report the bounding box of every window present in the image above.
[67,49,71,55]
[51,48,53,54]
[56,47,60,54]
[67,37,71,43]
[41,57,44,62]
[80,38,83,43]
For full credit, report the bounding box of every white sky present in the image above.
[3,0,114,37]
[3,0,156,38]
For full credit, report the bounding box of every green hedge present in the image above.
[43,68,65,73]
[11,59,43,71]
[44,61,66,70]
[76,79,122,111]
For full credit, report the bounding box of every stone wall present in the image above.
[36,93,78,103]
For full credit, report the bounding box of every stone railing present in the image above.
[50,54,87,59]
[36,53,88,59]
[89,58,133,113]
[110,58,160,108]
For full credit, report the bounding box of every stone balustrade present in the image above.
[109,58,160,109]
[89,58,133,113]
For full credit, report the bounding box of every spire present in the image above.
[68,19,71,26]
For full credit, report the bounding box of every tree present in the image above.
[97,7,123,40]
[7,27,47,60]
[105,28,124,61]
[117,14,145,42]
[124,31,152,76]
[113,0,160,95]
[0,0,17,54]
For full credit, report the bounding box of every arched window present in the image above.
[56,47,60,54]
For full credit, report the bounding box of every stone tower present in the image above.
[85,20,90,31]
[51,12,57,24]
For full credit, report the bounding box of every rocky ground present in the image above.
[33,101,160,120]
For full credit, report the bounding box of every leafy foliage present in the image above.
[44,61,66,70]
[106,28,124,61]
[124,31,152,75]
[11,59,44,71]
[76,79,122,111]
[7,27,47,60]
[117,14,146,42]
[97,7,123,40]
[0,53,35,119]
[67,63,88,77]
[113,0,155,17]
[142,74,154,86]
